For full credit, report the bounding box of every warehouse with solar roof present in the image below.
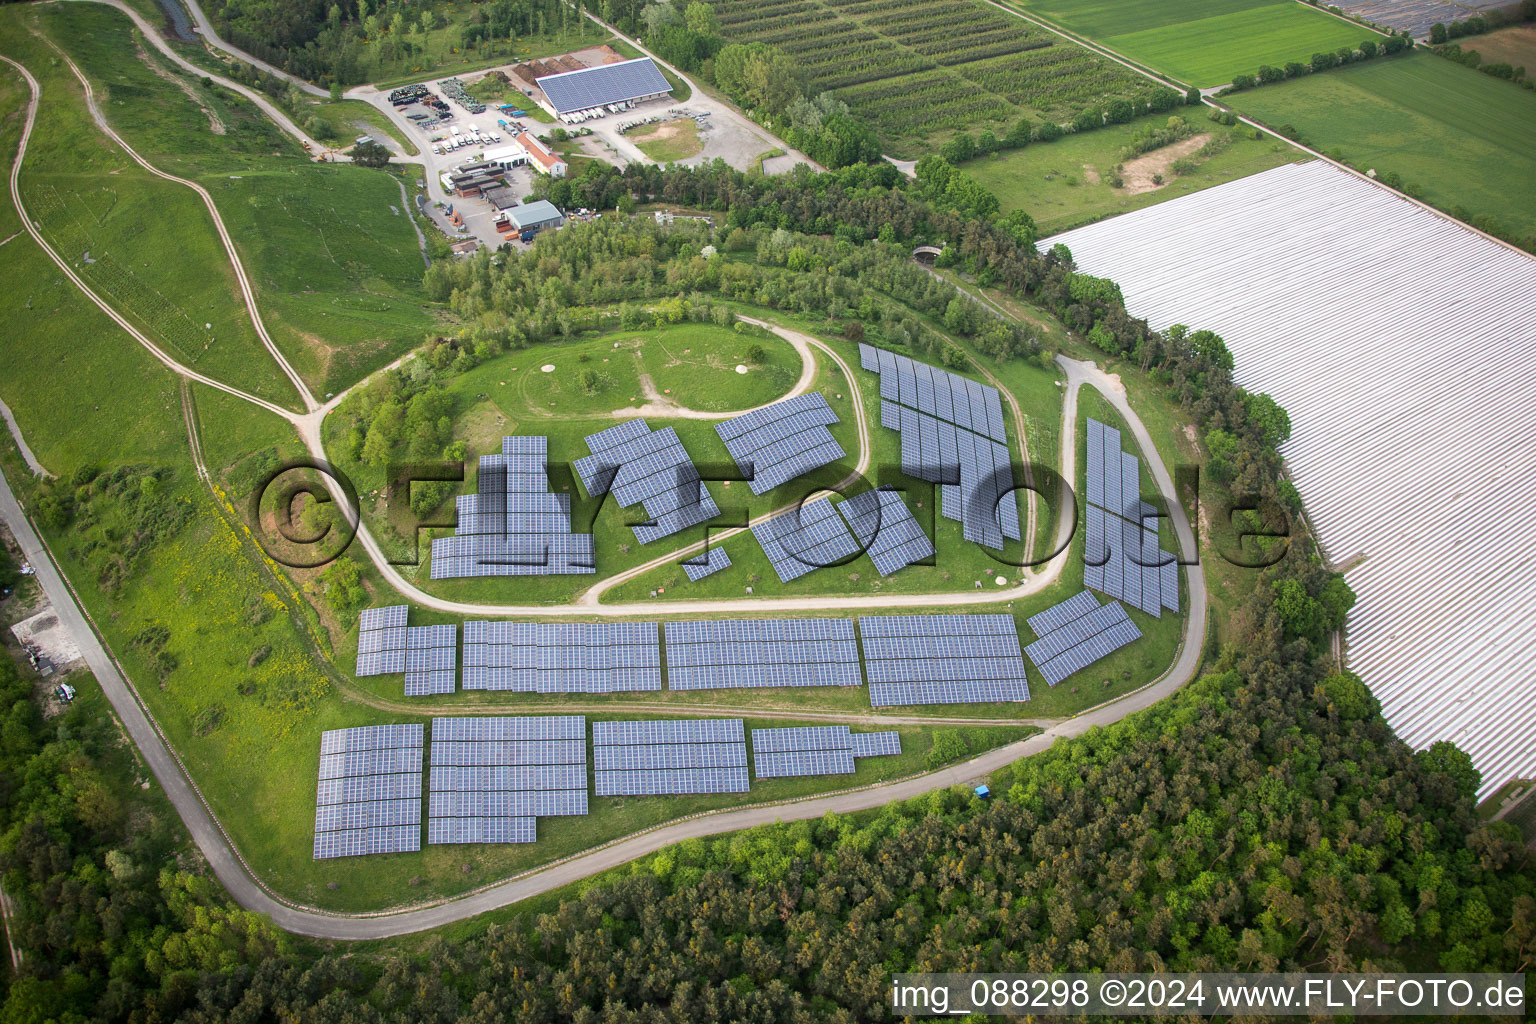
[535,57,672,117]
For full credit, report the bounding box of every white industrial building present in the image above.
[1046,160,1536,800]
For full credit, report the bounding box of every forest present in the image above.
[2,162,1532,1022]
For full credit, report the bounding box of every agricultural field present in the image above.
[965,118,1309,234]
[712,0,1155,150]
[1229,50,1536,240]
[1012,0,1387,87]
[1453,23,1536,67]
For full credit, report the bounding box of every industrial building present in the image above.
[506,200,564,235]
[483,132,568,178]
[535,57,671,117]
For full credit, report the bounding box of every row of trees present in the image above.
[1428,0,1535,44]
[1220,32,1411,95]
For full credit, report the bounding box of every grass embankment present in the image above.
[25,3,438,397]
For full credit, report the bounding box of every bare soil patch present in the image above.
[1122,133,1210,194]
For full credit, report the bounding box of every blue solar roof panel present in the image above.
[536,57,671,115]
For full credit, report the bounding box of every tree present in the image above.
[1417,741,1481,800]
[350,140,390,167]
[1258,64,1283,83]
[1430,21,1447,43]
[1004,119,1032,148]
[1242,391,1291,448]
[1358,39,1377,58]
[684,1,718,36]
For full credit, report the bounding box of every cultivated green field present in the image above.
[965,119,1307,234]
[1229,50,1536,239]
[1013,0,1384,87]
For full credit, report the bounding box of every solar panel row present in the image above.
[592,719,744,745]
[464,621,658,646]
[868,679,1032,707]
[316,772,421,806]
[429,739,587,765]
[1026,590,1102,639]
[669,663,863,689]
[682,545,732,581]
[750,725,852,753]
[716,392,845,495]
[859,344,1006,441]
[1023,600,1130,665]
[858,614,1030,706]
[886,403,1021,551]
[359,605,408,632]
[666,638,859,668]
[594,767,750,796]
[427,817,537,845]
[1036,620,1143,687]
[858,614,1017,638]
[593,743,748,770]
[751,497,861,583]
[1083,419,1180,617]
[433,716,586,742]
[314,825,421,859]
[754,749,856,778]
[317,746,424,780]
[319,723,424,756]
[572,420,720,544]
[849,731,902,758]
[461,665,661,693]
[464,644,658,669]
[429,790,588,818]
[836,488,935,577]
[860,635,1022,661]
[315,798,420,833]
[666,619,855,644]
[429,764,587,791]
[358,626,408,654]
[664,616,860,691]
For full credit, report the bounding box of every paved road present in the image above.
[0,398,50,477]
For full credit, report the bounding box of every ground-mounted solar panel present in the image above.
[593,767,750,796]
[754,749,856,778]
[592,718,745,746]
[836,487,934,577]
[585,417,652,453]
[313,824,421,860]
[849,732,901,758]
[752,498,862,583]
[668,662,863,690]
[682,545,731,581]
[433,716,586,742]
[316,772,422,806]
[359,605,409,632]
[1027,590,1103,639]
[428,789,588,818]
[593,743,748,771]
[1037,618,1143,687]
[860,634,1023,662]
[1024,602,1133,666]
[857,613,1018,639]
[404,670,456,696]
[666,618,855,645]
[426,816,537,845]
[429,739,587,765]
[355,648,408,677]
[751,725,852,753]
[319,724,425,756]
[317,746,423,780]
[716,392,844,495]
[357,626,408,654]
[429,764,588,792]
[573,421,718,543]
[666,638,859,668]
[867,678,1032,707]
[315,798,421,833]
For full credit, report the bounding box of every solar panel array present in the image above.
[403,624,457,696]
[715,392,846,495]
[592,719,749,795]
[355,604,410,676]
[462,621,661,693]
[751,498,861,583]
[860,344,1020,551]
[573,420,719,544]
[427,716,589,845]
[1023,590,1144,687]
[860,614,1032,706]
[682,545,731,582]
[750,725,901,778]
[1084,419,1179,617]
[836,487,934,577]
[431,437,596,578]
[664,618,861,690]
[313,725,423,860]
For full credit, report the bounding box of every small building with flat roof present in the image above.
[483,186,519,210]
